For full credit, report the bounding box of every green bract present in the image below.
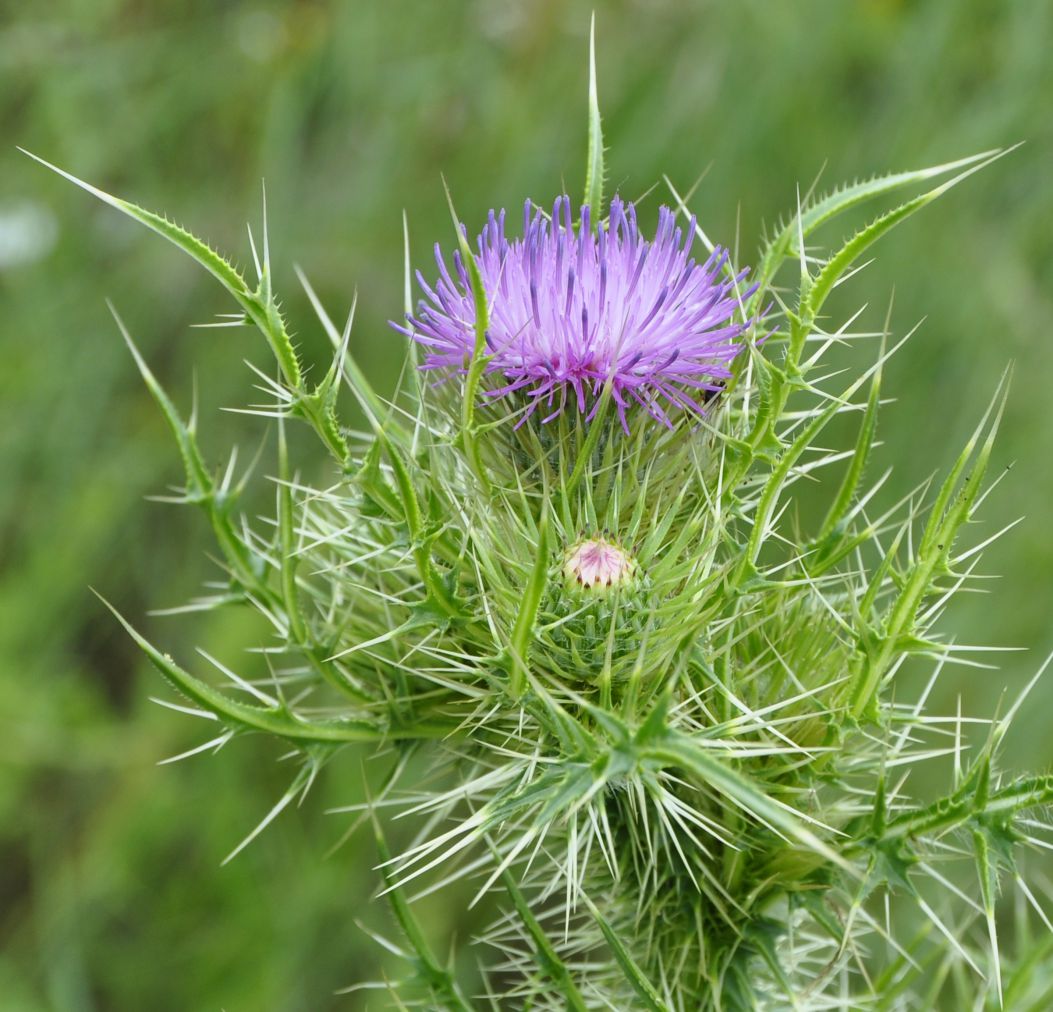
[32,26,1051,1011]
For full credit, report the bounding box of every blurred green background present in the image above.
[2,0,1051,1008]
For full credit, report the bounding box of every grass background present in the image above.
[2,1,1051,1008]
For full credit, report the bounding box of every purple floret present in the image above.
[394,195,756,431]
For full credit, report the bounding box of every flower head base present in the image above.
[563,536,637,590]
[398,196,755,431]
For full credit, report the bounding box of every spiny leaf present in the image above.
[498,867,589,1012]
[507,508,550,698]
[877,774,1053,842]
[442,176,492,493]
[21,149,248,294]
[739,336,903,580]
[848,371,1009,717]
[373,817,474,1011]
[562,379,613,498]
[24,149,305,392]
[814,332,884,546]
[643,732,853,875]
[97,593,442,745]
[277,418,307,645]
[110,304,265,586]
[296,269,400,443]
[377,429,463,618]
[802,147,1015,322]
[974,828,1003,1007]
[753,148,1008,304]
[582,14,605,221]
[109,303,213,499]
[582,894,669,1011]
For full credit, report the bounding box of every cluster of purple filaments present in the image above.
[395,195,755,431]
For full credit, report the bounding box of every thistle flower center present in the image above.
[395,195,756,432]
[564,537,635,589]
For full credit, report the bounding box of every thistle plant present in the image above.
[29,29,1053,1010]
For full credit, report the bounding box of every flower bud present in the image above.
[541,535,649,684]
[563,536,637,590]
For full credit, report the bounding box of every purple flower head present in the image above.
[396,195,756,432]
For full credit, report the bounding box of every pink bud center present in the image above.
[564,538,634,589]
